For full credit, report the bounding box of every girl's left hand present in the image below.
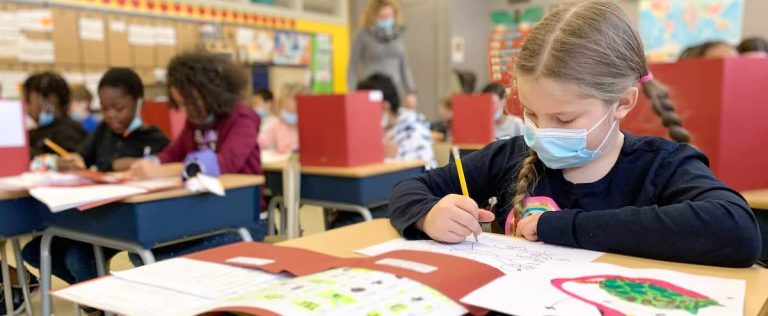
[515,212,542,241]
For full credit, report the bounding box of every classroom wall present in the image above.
[742,0,768,40]
[451,0,491,90]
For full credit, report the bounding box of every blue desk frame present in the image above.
[0,196,44,316]
[39,184,262,316]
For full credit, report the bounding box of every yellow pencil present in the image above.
[452,146,479,243]
[43,138,71,158]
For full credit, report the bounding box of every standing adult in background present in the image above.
[348,0,418,110]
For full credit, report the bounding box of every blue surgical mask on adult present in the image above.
[523,107,617,169]
[376,18,395,31]
[281,110,298,125]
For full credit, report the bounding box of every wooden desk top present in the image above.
[741,189,768,210]
[262,160,426,178]
[278,219,768,316]
[453,143,487,150]
[0,189,30,201]
[0,174,264,204]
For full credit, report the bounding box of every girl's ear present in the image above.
[615,86,638,120]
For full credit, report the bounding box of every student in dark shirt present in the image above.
[22,68,169,314]
[57,68,169,171]
[24,72,86,157]
[389,1,760,268]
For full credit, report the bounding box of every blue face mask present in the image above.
[38,106,55,127]
[376,18,395,31]
[523,107,617,169]
[281,110,298,126]
[123,99,143,137]
[255,108,269,118]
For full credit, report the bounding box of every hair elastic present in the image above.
[639,72,654,83]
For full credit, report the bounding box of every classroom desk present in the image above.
[39,174,265,316]
[278,219,768,316]
[262,160,426,235]
[0,191,44,315]
[741,189,768,263]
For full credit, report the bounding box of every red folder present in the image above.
[189,241,504,315]
[297,92,385,167]
[0,100,30,176]
[141,100,186,141]
[452,94,495,146]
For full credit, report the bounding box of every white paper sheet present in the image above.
[78,17,104,41]
[194,267,467,316]
[28,177,181,212]
[0,12,20,59]
[30,184,147,212]
[52,277,212,316]
[109,21,127,33]
[18,38,54,63]
[236,27,254,46]
[0,100,26,148]
[128,24,156,46]
[16,10,53,32]
[357,234,604,274]
[154,26,176,46]
[461,262,745,316]
[0,172,86,190]
[111,258,285,299]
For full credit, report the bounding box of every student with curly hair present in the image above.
[129,52,265,261]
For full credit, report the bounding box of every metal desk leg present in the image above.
[136,249,156,265]
[301,199,374,222]
[93,245,106,277]
[236,228,253,242]
[93,246,116,316]
[266,195,282,236]
[40,232,54,316]
[1,240,13,316]
[11,239,32,316]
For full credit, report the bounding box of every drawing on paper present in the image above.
[357,235,603,274]
[548,275,730,316]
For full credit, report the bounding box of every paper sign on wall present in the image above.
[79,18,105,41]
[155,26,176,46]
[17,10,53,32]
[128,24,156,46]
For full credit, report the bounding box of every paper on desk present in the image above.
[461,262,745,316]
[111,258,285,299]
[193,267,468,316]
[356,234,604,275]
[0,172,88,190]
[52,277,212,316]
[28,177,181,212]
[185,174,225,196]
[30,184,146,212]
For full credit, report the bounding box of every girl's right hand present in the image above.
[417,194,496,243]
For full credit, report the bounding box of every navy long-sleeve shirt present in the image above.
[389,133,761,267]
